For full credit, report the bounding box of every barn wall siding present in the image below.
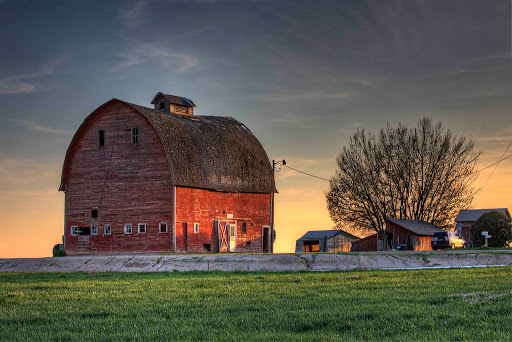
[330,234,359,252]
[385,221,434,251]
[64,103,175,255]
[351,233,380,252]
[175,187,272,253]
[385,222,413,249]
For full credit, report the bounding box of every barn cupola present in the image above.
[151,92,196,116]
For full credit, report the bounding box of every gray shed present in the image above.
[295,230,359,253]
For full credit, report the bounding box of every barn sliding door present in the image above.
[216,220,236,253]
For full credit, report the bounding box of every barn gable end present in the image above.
[62,101,174,255]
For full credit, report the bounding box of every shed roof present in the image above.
[150,92,196,107]
[60,99,276,194]
[454,208,510,222]
[386,218,444,236]
[297,229,357,241]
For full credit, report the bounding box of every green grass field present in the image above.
[1,268,511,341]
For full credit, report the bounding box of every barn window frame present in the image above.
[124,224,132,234]
[138,223,147,234]
[131,127,139,144]
[159,222,168,233]
[104,225,111,235]
[98,130,105,147]
[91,210,98,219]
[91,226,98,235]
[71,226,78,236]
[193,223,199,234]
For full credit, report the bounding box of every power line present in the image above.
[475,140,512,201]
[278,148,512,184]
[475,151,512,173]
[281,164,331,182]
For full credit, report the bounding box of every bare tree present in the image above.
[326,117,480,235]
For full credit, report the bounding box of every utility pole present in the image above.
[271,159,285,253]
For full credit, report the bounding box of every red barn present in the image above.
[59,92,276,255]
[351,219,444,251]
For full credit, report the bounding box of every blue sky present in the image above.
[1,0,511,256]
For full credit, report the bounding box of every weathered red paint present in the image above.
[350,232,381,252]
[175,187,271,253]
[351,221,435,252]
[61,100,272,255]
[385,221,433,251]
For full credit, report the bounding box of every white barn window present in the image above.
[138,223,147,234]
[104,225,111,235]
[193,223,199,234]
[124,224,132,234]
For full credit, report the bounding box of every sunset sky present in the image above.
[1,0,511,257]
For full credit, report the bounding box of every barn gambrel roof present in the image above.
[59,98,276,194]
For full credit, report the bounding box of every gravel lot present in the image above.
[1,250,511,272]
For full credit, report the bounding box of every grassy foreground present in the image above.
[1,268,511,341]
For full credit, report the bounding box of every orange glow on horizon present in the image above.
[0,158,510,258]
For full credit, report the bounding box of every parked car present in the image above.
[431,231,466,250]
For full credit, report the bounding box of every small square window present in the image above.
[91,210,98,219]
[132,128,138,144]
[159,102,165,110]
[104,225,111,235]
[138,223,146,234]
[98,130,105,147]
[91,226,98,235]
[124,224,132,234]
[193,223,199,234]
[71,226,78,236]
[159,222,167,233]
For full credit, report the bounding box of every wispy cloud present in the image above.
[339,121,364,134]
[119,0,150,22]
[0,82,36,95]
[118,0,151,28]
[263,91,353,105]
[112,43,200,73]
[476,136,512,142]
[0,154,62,197]
[0,55,67,95]
[10,119,73,135]
[271,113,328,125]
[474,124,512,143]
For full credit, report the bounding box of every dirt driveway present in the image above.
[1,250,511,273]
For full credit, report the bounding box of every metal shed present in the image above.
[295,230,359,253]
